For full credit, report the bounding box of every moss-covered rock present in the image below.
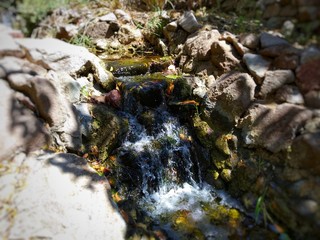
[85,104,128,161]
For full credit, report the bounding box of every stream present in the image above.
[102,60,256,239]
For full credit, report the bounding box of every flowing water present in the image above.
[110,79,249,238]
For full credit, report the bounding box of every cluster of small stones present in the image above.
[259,0,320,31]
[160,10,320,238]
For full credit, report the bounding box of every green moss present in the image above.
[86,104,128,162]
[192,116,215,148]
[202,204,241,227]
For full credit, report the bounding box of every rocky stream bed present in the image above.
[1,1,320,239]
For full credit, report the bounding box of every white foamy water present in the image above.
[141,182,215,218]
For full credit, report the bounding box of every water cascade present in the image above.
[105,70,252,239]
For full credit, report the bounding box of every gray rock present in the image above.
[114,9,132,23]
[85,21,115,39]
[0,151,126,240]
[239,33,260,50]
[99,12,117,22]
[304,90,320,109]
[239,103,313,152]
[14,38,113,89]
[243,53,271,83]
[275,85,305,105]
[48,70,81,103]
[184,30,220,61]
[56,24,79,40]
[0,80,49,161]
[118,24,143,44]
[281,20,295,36]
[221,32,249,56]
[295,200,318,216]
[74,103,92,137]
[259,70,295,98]
[207,72,256,123]
[211,40,241,75]
[0,32,24,58]
[7,72,81,150]
[260,32,290,48]
[289,132,320,172]
[0,56,47,77]
[165,21,178,32]
[178,11,201,33]
[300,46,320,64]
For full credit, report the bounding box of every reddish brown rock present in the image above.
[296,59,320,94]
[273,54,299,70]
[91,89,122,109]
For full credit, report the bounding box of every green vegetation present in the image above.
[16,0,88,35]
[69,34,94,48]
[145,10,168,37]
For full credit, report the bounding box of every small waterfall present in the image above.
[111,75,246,239]
[117,110,198,196]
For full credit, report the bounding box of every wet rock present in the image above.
[184,30,220,61]
[14,38,113,88]
[87,104,128,158]
[221,169,232,182]
[260,32,290,49]
[207,72,256,123]
[0,80,49,161]
[0,152,126,239]
[178,11,201,33]
[192,116,215,148]
[211,40,241,75]
[240,103,313,152]
[288,132,320,172]
[243,53,271,84]
[239,33,260,50]
[259,70,295,98]
[275,85,305,105]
